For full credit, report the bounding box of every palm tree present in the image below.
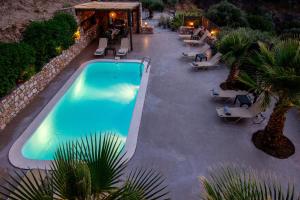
[240,39,300,159]
[0,134,169,200]
[217,28,273,90]
[200,164,300,200]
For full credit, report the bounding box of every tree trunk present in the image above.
[220,63,240,90]
[252,99,295,158]
[262,101,291,144]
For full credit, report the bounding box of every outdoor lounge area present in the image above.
[74,1,142,52]
[0,0,300,199]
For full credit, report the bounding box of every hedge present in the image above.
[22,12,77,71]
[0,43,35,97]
[0,12,77,98]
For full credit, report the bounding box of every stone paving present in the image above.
[0,27,299,199]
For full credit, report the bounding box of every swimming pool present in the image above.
[9,59,150,169]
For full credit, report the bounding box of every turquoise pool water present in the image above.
[22,61,143,160]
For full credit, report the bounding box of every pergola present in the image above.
[74,2,142,50]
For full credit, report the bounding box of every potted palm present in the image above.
[0,134,169,199]
[240,39,300,158]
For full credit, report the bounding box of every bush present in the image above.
[169,10,202,31]
[22,12,77,71]
[0,43,35,97]
[149,0,164,11]
[247,14,275,32]
[141,0,164,11]
[205,1,248,27]
[169,13,184,30]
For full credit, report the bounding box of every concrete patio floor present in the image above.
[0,27,300,199]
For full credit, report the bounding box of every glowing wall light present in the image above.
[73,27,81,40]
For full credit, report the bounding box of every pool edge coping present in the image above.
[8,59,150,169]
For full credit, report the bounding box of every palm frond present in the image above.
[116,168,169,200]
[200,165,300,200]
[0,169,53,200]
[51,153,92,200]
[78,133,127,193]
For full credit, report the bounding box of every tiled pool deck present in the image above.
[0,28,300,199]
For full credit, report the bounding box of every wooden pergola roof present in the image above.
[74,2,140,11]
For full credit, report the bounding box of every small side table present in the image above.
[234,95,252,107]
[105,47,116,56]
[195,53,207,62]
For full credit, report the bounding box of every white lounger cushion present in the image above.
[182,44,210,58]
[116,38,130,56]
[117,48,128,55]
[183,30,209,45]
[216,107,254,118]
[211,89,248,98]
[216,97,264,119]
[94,38,107,56]
[191,52,222,68]
[178,28,201,39]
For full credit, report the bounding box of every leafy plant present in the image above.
[0,42,35,97]
[205,1,248,28]
[22,12,77,71]
[200,164,300,200]
[0,134,169,200]
[169,13,184,30]
[239,39,300,158]
[216,28,274,90]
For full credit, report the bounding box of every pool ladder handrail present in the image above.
[141,56,151,74]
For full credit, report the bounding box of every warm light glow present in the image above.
[144,22,148,26]
[189,21,194,27]
[73,27,81,40]
[109,11,117,19]
[210,29,219,36]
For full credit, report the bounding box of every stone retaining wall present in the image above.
[0,26,97,130]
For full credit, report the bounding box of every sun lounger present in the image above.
[191,52,222,69]
[116,38,130,56]
[178,28,202,40]
[182,44,210,59]
[94,38,107,56]
[216,97,264,122]
[183,30,209,45]
[211,89,248,99]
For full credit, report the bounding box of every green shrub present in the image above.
[0,43,35,97]
[149,0,164,11]
[205,0,248,27]
[23,12,77,71]
[247,14,275,32]
[169,10,202,31]
[141,0,164,11]
[169,13,184,30]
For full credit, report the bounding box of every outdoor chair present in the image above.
[116,37,130,57]
[183,30,209,45]
[211,89,249,99]
[182,44,210,59]
[178,27,202,40]
[94,38,108,56]
[191,52,222,69]
[216,96,265,122]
